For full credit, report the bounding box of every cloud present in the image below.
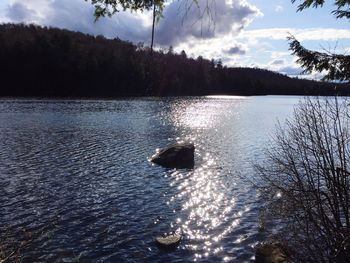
[6,2,37,22]
[47,0,149,42]
[279,66,303,76]
[240,28,350,42]
[155,0,262,46]
[270,51,290,59]
[225,45,246,55]
[4,0,150,43]
[270,59,284,66]
[274,5,283,12]
[6,0,54,23]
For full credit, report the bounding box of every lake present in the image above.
[0,96,301,262]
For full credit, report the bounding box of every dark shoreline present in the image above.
[0,93,349,100]
[1,23,349,98]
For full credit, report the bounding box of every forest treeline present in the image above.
[0,23,348,97]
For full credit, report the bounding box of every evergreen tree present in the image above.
[290,0,350,81]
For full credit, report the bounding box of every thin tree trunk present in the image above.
[151,2,156,54]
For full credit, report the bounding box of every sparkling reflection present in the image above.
[164,97,252,261]
[168,151,250,260]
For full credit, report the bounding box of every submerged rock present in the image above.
[255,242,291,263]
[155,233,182,249]
[150,142,194,168]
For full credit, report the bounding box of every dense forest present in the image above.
[0,23,348,97]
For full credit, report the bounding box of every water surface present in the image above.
[0,96,300,262]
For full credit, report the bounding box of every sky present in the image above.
[0,0,349,78]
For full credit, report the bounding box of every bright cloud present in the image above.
[155,0,262,45]
[240,28,350,41]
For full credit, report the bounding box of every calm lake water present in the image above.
[0,96,301,262]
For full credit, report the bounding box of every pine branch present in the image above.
[291,0,326,12]
[292,0,350,20]
[288,35,350,81]
[333,9,350,19]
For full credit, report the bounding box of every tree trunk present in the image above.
[151,3,156,54]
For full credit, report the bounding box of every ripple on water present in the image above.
[0,97,298,262]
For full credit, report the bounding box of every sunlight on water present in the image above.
[167,149,253,261]
[206,95,248,100]
[163,97,256,260]
[167,98,245,129]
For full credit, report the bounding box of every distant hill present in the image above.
[0,23,348,97]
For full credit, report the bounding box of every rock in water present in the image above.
[150,142,194,168]
[155,233,182,249]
